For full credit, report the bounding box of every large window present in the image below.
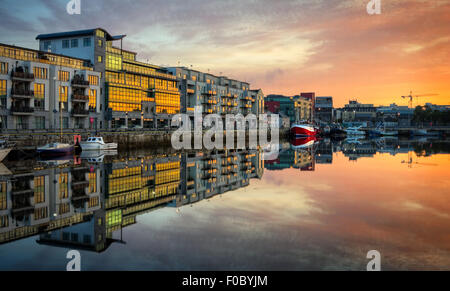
[0,80,6,108]
[83,37,91,47]
[62,39,70,48]
[0,62,8,74]
[59,86,68,111]
[106,53,122,70]
[34,176,45,203]
[71,39,78,48]
[33,67,48,79]
[35,116,45,129]
[88,75,99,85]
[34,83,45,110]
[58,70,69,82]
[89,89,97,111]
[59,173,68,199]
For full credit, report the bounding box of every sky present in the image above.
[0,0,449,107]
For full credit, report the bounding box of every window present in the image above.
[88,75,99,85]
[96,29,105,38]
[83,37,91,47]
[0,62,8,74]
[97,55,103,63]
[0,80,6,108]
[62,39,70,48]
[43,41,51,51]
[0,116,6,129]
[71,39,78,48]
[58,70,69,81]
[33,67,47,79]
[59,173,68,199]
[59,86,68,111]
[34,176,45,203]
[62,117,69,129]
[98,39,103,48]
[35,116,45,129]
[89,89,97,111]
[34,83,45,110]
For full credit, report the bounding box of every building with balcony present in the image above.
[341,100,377,124]
[36,28,180,130]
[0,43,101,131]
[265,94,312,124]
[166,67,261,127]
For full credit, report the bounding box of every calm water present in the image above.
[0,137,449,270]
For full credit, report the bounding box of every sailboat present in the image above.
[37,91,74,157]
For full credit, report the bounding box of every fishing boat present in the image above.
[368,123,398,136]
[0,140,12,162]
[37,143,74,157]
[345,126,366,136]
[80,137,118,151]
[290,136,317,149]
[290,124,319,137]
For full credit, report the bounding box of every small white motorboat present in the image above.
[80,137,118,151]
[37,142,74,156]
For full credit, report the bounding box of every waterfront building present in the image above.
[0,43,101,131]
[265,94,312,125]
[314,96,333,123]
[36,28,180,129]
[166,67,260,127]
[341,100,377,124]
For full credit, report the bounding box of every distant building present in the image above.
[342,100,376,124]
[424,103,450,112]
[315,96,333,123]
[265,94,312,124]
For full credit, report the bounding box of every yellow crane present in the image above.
[401,91,438,108]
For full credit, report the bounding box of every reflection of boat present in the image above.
[0,144,11,162]
[345,136,364,144]
[80,137,118,151]
[80,149,117,163]
[345,126,366,136]
[39,155,72,166]
[37,143,74,157]
[291,136,317,149]
[290,124,318,137]
[369,123,398,136]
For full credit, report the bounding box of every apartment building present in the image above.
[314,96,333,123]
[36,28,180,129]
[265,94,312,124]
[166,67,261,127]
[0,43,101,131]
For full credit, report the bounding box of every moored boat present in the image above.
[290,124,319,137]
[80,137,118,151]
[345,126,366,136]
[37,143,74,157]
[291,136,317,149]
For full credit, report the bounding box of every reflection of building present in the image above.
[265,147,315,171]
[176,150,263,207]
[0,150,264,251]
[36,28,180,129]
[0,43,101,131]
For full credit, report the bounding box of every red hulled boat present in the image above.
[290,124,319,137]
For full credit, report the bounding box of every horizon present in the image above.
[1,0,449,107]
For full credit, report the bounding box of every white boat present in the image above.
[345,126,366,136]
[80,137,118,151]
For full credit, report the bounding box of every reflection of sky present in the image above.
[1,0,450,106]
[0,151,449,270]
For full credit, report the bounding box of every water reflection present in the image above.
[0,138,449,270]
[0,149,264,253]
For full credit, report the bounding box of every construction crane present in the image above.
[401,91,438,108]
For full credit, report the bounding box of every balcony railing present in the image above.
[71,108,89,116]
[10,106,34,114]
[11,71,34,80]
[72,94,89,102]
[71,79,90,87]
[11,89,34,98]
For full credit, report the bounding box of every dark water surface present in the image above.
[0,138,449,270]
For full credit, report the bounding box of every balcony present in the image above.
[71,108,89,116]
[10,106,34,115]
[71,78,90,87]
[11,89,34,98]
[11,71,34,81]
[72,94,89,102]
